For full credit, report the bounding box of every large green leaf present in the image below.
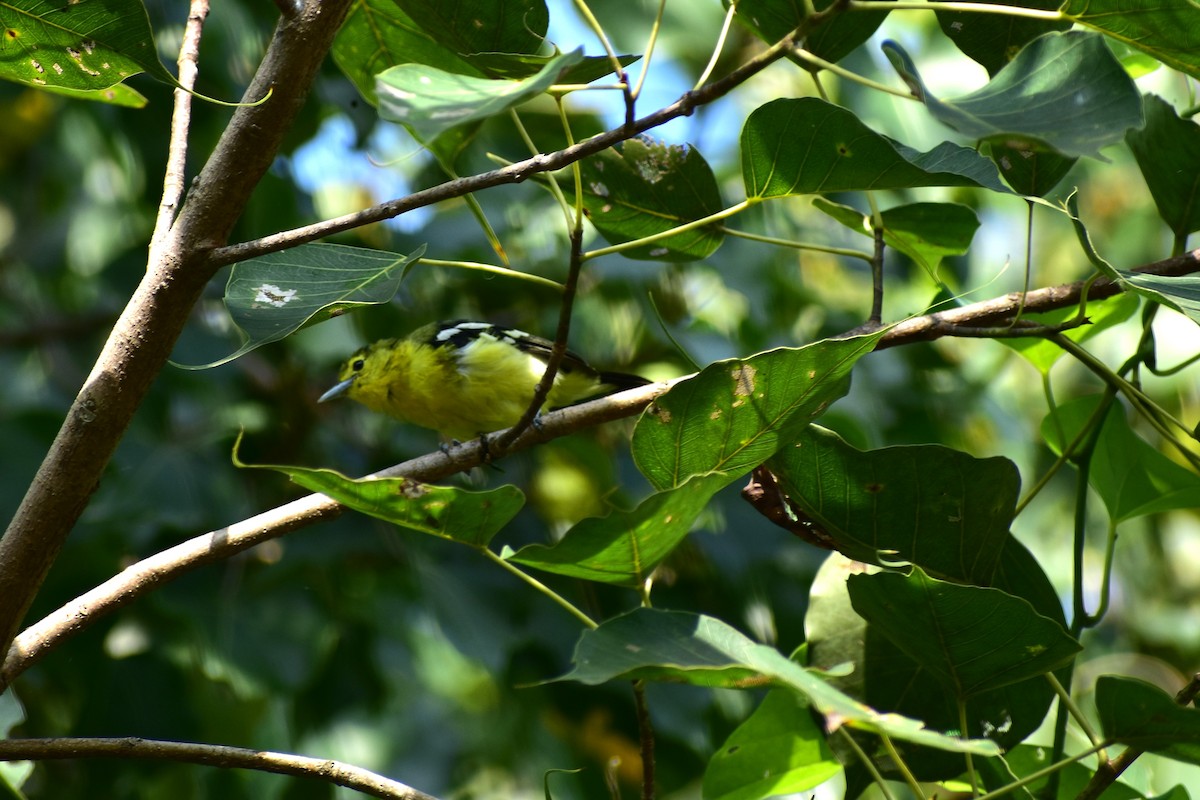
[506,473,727,586]
[632,333,883,491]
[0,0,175,93]
[1063,0,1200,79]
[768,426,1017,585]
[741,98,1013,198]
[883,32,1143,159]
[728,0,893,68]
[932,0,1071,76]
[234,449,524,548]
[556,608,1001,755]
[813,199,979,277]
[1097,676,1200,765]
[1042,396,1200,523]
[702,689,841,800]
[178,244,424,370]
[847,567,1080,698]
[1127,94,1200,238]
[377,49,584,141]
[570,137,724,261]
[392,0,547,64]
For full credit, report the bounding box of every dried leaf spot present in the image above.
[836,142,852,157]
[732,363,756,397]
[864,482,885,494]
[649,247,669,257]
[253,283,297,307]
[662,514,674,525]
[30,59,44,74]
[396,479,429,499]
[51,63,63,75]
[5,29,18,40]
[710,407,723,420]
[81,38,95,54]
[67,46,81,59]
[647,402,672,424]
[589,181,609,198]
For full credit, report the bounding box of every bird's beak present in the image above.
[318,376,356,403]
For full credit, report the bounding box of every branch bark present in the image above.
[0,737,440,800]
[4,250,1197,688]
[0,0,353,657]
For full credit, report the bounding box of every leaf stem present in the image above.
[478,549,598,630]
[848,0,1064,20]
[1045,671,1106,752]
[694,0,738,90]
[880,733,926,799]
[720,226,874,261]
[416,258,564,291]
[582,199,756,260]
[837,729,898,800]
[794,49,915,98]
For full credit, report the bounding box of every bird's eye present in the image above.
[352,358,365,372]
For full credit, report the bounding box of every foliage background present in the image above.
[2,0,1200,798]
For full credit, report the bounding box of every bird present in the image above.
[318,320,649,441]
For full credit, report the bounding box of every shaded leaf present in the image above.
[932,0,1071,76]
[976,743,1141,799]
[632,332,883,491]
[741,98,1013,198]
[989,142,1076,197]
[42,80,147,107]
[1042,395,1200,522]
[847,566,1081,697]
[572,137,725,261]
[179,244,424,370]
[507,473,727,586]
[234,449,523,548]
[883,32,1143,159]
[702,689,841,800]
[1127,94,1200,238]
[1097,675,1200,765]
[768,426,1017,585]
[729,0,893,69]
[0,0,175,93]
[392,0,547,65]
[377,49,584,141]
[557,608,1001,755]
[1063,0,1200,80]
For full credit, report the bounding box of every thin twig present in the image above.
[632,681,656,800]
[0,737,439,800]
[150,0,209,256]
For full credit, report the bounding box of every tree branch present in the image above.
[0,737,440,800]
[0,0,354,660]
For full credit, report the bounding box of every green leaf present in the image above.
[741,98,1013,198]
[932,0,1071,76]
[0,0,176,93]
[632,332,883,491]
[813,199,980,277]
[1062,0,1200,80]
[42,79,147,107]
[768,426,1017,585]
[883,32,1143,159]
[989,142,1076,197]
[392,0,548,64]
[557,608,1001,755]
[506,473,727,586]
[178,244,424,370]
[1097,675,1200,765]
[977,743,1142,799]
[1003,292,1138,373]
[572,137,725,261]
[467,51,638,83]
[377,48,584,141]
[847,566,1081,697]
[728,0,894,68]
[1127,94,1200,238]
[234,450,523,548]
[702,689,842,800]
[1042,395,1200,522]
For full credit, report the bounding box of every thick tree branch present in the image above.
[0,0,354,659]
[0,737,440,800]
[5,250,1198,687]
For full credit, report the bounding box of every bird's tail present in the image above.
[597,371,652,392]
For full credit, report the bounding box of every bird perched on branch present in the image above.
[319,320,648,441]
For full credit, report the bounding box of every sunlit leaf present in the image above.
[1004,292,1138,373]
[632,333,883,491]
[0,0,176,93]
[1097,675,1200,765]
[1063,0,1200,79]
[177,244,424,370]
[847,566,1080,697]
[572,137,725,261]
[234,447,524,548]
[1127,94,1200,238]
[813,199,979,276]
[556,608,1001,755]
[377,49,584,141]
[506,473,727,586]
[741,98,1013,197]
[768,426,1017,584]
[883,32,1143,159]
[702,689,842,800]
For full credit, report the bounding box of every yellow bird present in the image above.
[319,320,648,441]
